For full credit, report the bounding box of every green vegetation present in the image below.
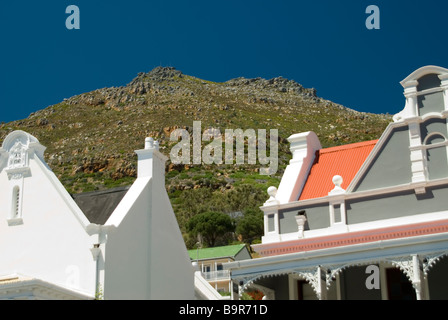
[0,66,392,250]
[186,211,235,247]
[235,208,264,244]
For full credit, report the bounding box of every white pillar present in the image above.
[403,80,419,118]
[412,255,428,300]
[408,119,428,193]
[261,204,281,243]
[317,266,328,300]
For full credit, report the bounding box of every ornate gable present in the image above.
[394,65,448,121]
[0,131,46,225]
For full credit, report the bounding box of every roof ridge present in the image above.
[187,244,247,260]
[320,139,378,154]
[189,243,245,251]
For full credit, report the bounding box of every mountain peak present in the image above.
[147,66,183,79]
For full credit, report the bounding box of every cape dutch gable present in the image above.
[224,65,448,300]
[0,133,195,300]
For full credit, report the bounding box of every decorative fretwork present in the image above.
[234,267,324,299]
[295,266,321,298]
[422,251,448,276]
[386,255,415,282]
[385,254,428,299]
[324,260,381,289]
[235,270,291,295]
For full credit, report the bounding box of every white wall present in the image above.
[0,154,97,297]
[103,146,195,300]
[103,178,153,299]
[148,176,195,299]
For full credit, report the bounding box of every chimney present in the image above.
[274,131,321,204]
[134,137,167,180]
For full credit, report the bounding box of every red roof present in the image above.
[298,140,378,201]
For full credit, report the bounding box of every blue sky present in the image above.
[1,1,447,123]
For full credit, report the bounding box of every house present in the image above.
[0,133,195,299]
[188,244,251,294]
[224,65,448,300]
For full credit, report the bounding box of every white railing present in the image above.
[201,270,230,281]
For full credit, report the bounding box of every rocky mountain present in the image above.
[0,67,391,243]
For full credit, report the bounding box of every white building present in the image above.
[0,133,195,299]
[225,65,448,300]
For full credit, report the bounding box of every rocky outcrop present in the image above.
[225,76,317,97]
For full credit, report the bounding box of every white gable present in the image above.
[103,140,195,300]
[0,131,195,300]
[0,131,97,298]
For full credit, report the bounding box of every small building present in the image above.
[225,65,448,300]
[188,244,251,294]
[0,133,195,299]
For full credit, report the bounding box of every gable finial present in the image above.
[265,186,279,205]
[329,175,345,195]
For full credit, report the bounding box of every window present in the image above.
[12,186,20,219]
[267,214,275,232]
[416,74,444,116]
[7,185,24,225]
[333,204,341,223]
[423,132,448,180]
[424,133,446,145]
[330,202,346,226]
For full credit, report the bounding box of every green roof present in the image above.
[188,244,248,261]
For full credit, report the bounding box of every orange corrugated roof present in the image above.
[298,140,378,201]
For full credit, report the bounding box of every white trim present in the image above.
[421,133,447,147]
[419,111,448,122]
[416,86,445,96]
[263,209,448,244]
[347,209,448,233]
[105,176,151,227]
[400,65,448,87]
[6,217,23,226]
[0,274,94,300]
[263,177,448,214]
